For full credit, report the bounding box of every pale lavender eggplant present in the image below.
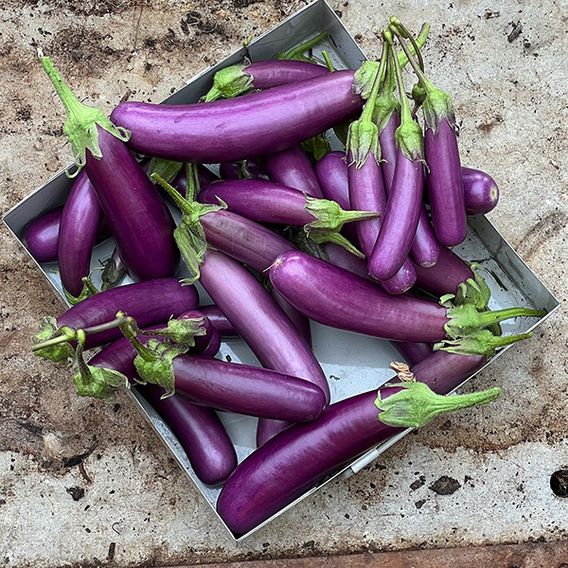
[89,337,237,485]
[348,153,416,294]
[425,119,467,246]
[58,172,105,297]
[200,305,238,337]
[85,128,179,281]
[217,350,485,534]
[263,145,323,197]
[201,210,296,272]
[241,60,328,90]
[270,251,450,343]
[111,70,362,163]
[199,180,317,226]
[368,151,423,280]
[23,207,63,263]
[462,167,499,215]
[379,111,400,192]
[198,251,329,445]
[55,278,198,349]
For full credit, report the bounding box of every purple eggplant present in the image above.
[269,251,544,348]
[462,167,499,215]
[175,310,221,358]
[111,70,362,163]
[89,337,237,485]
[263,145,323,197]
[32,278,198,360]
[198,250,329,445]
[392,341,433,365]
[410,208,440,268]
[200,305,238,337]
[272,288,311,347]
[58,172,106,298]
[379,111,400,192]
[204,60,328,101]
[41,57,179,283]
[217,350,495,534]
[22,207,63,263]
[219,160,264,180]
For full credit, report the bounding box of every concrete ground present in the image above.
[0,0,567,566]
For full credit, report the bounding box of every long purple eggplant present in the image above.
[200,305,238,337]
[32,278,198,360]
[58,172,105,297]
[392,341,433,365]
[217,350,493,534]
[272,288,312,347]
[379,111,400,192]
[111,70,362,163]
[198,250,329,446]
[269,251,544,347]
[41,57,179,283]
[175,310,221,358]
[89,337,237,485]
[263,145,323,197]
[204,60,328,101]
[23,207,63,263]
[462,167,499,215]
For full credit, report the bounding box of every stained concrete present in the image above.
[0,0,567,567]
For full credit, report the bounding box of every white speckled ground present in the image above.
[0,1,566,566]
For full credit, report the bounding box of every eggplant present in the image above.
[217,350,495,534]
[462,167,499,215]
[263,145,323,197]
[172,165,219,197]
[32,278,198,360]
[203,60,328,101]
[200,305,238,337]
[41,56,179,283]
[22,207,63,264]
[378,111,399,192]
[110,70,363,163]
[392,341,433,365]
[174,310,221,358]
[269,251,544,348]
[198,250,329,445]
[272,288,312,347]
[89,337,237,485]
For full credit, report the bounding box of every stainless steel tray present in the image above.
[3,0,559,541]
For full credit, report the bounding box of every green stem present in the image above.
[321,50,335,72]
[116,312,157,363]
[360,40,388,123]
[185,163,199,202]
[74,330,93,382]
[435,330,534,357]
[152,173,192,214]
[390,18,425,72]
[278,32,328,60]
[31,326,76,352]
[396,22,430,69]
[385,30,412,126]
[476,307,546,327]
[81,276,98,296]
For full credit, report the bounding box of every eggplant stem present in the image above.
[477,307,546,327]
[321,50,335,72]
[278,32,328,61]
[117,312,156,363]
[390,18,425,72]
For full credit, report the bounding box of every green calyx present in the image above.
[151,172,226,284]
[353,61,380,100]
[64,280,97,306]
[395,118,423,161]
[422,88,455,132]
[373,86,400,134]
[148,158,184,184]
[40,56,130,171]
[133,339,188,398]
[301,133,331,162]
[346,118,379,167]
[376,381,501,429]
[444,303,546,341]
[435,329,533,357]
[202,64,252,102]
[32,317,75,362]
[439,268,492,312]
[141,316,206,346]
[304,195,377,257]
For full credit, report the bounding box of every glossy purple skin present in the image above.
[172,356,326,422]
[369,150,423,280]
[200,305,238,337]
[270,251,448,343]
[199,251,329,444]
[263,145,323,197]
[244,60,328,89]
[425,118,467,246]
[219,159,264,180]
[199,180,314,226]
[85,128,178,281]
[392,341,433,365]
[23,207,63,263]
[462,167,499,215]
[201,210,296,272]
[272,288,311,347]
[414,246,474,298]
[379,111,400,192]
[172,165,218,197]
[57,278,198,349]
[58,172,105,296]
[177,310,221,358]
[217,350,485,534]
[90,337,237,485]
[111,70,362,163]
[348,153,416,295]
[314,151,358,244]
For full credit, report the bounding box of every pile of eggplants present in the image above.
[27,21,544,536]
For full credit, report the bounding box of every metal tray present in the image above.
[3,0,560,541]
